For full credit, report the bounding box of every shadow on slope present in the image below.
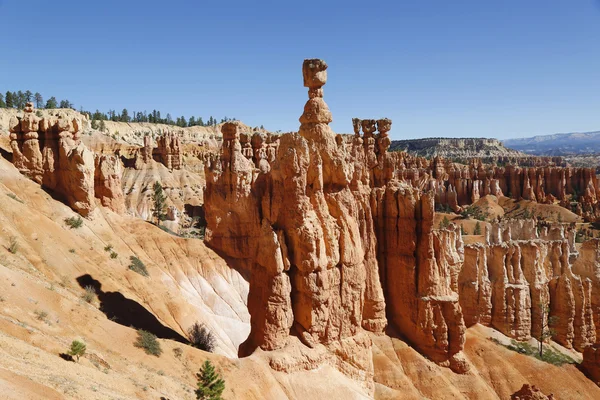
[76,274,188,344]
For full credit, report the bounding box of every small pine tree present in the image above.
[68,340,86,362]
[152,181,167,225]
[5,91,14,108]
[461,225,467,236]
[440,216,450,229]
[45,96,58,109]
[474,221,482,235]
[0,92,5,108]
[195,360,225,400]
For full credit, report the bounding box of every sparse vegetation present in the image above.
[134,330,162,356]
[439,216,451,229]
[81,286,97,303]
[129,256,149,277]
[68,340,86,362]
[104,244,113,252]
[461,205,489,221]
[8,236,18,254]
[173,347,183,359]
[505,339,575,366]
[473,221,482,235]
[188,322,216,352]
[34,310,48,322]
[64,216,84,229]
[196,360,225,400]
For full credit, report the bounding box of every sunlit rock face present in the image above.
[9,102,96,216]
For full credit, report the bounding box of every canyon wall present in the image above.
[459,219,597,351]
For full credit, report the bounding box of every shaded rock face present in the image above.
[582,342,600,385]
[459,220,596,351]
[94,154,126,214]
[9,103,95,216]
[204,59,468,382]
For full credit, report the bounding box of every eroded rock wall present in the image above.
[459,220,596,351]
[9,103,96,216]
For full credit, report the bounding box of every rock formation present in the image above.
[204,59,468,381]
[154,130,182,170]
[94,154,126,214]
[511,384,555,400]
[459,219,596,351]
[9,103,96,216]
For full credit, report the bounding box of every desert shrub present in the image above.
[134,330,162,356]
[68,340,86,362]
[34,310,48,321]
[196,360,225,400]
[104,244,113,252]
[69,248,76,253]
[8,236,18,254]
[188,322,216,352]
[129,256,149,277]
[81,286,96,303]
[110,251,118,259]
[64,216,83,229]
[173,347,183,359]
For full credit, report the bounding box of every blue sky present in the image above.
[1,0,599,140]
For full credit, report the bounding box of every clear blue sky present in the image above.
[1,0,599,140]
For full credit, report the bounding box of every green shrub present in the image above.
[129,256,149,277]
[196,360,225,400]
[134,330,162,356]
[64,216,83,229]
[68,340,86,362]
[504,339,575,366]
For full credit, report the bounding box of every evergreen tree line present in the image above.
[0,90,71,110]
[0,89,241,129]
